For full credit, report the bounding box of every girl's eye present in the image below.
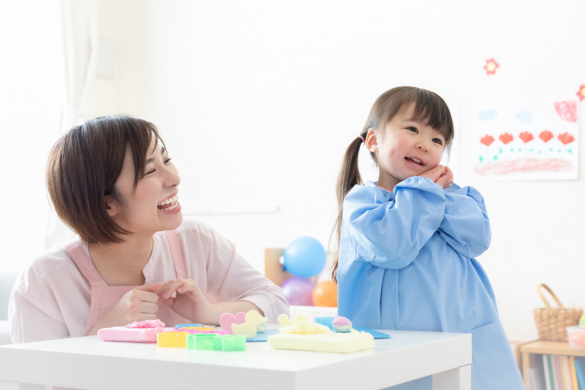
[433,138,443,145]
[407,127,418,133]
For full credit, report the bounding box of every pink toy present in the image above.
[332,316,352,333]
[220,312,246,334]
[98,319,171,343]
[569,332,585,349]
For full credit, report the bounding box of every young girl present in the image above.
[332,87,524,389]
[9,115,289,343]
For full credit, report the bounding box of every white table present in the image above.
[0,329,471,390]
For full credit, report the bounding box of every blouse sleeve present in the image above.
[8,267,69,343]
[183,221,289,323]
[438,184,491,258]
[343,177,446,269]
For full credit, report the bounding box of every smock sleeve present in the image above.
[438,184,491,258]
[343,177,446,269]
[183,221,289,323]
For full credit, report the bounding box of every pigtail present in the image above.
[330,135,366,282]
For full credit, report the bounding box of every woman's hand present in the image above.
[88,282,162,335]
[157,279,220,325]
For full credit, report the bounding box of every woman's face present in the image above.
[108,138,183,238]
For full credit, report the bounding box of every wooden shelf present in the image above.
[519,340,585,389]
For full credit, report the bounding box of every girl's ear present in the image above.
[104,195,119,217]
[365,128,378,153]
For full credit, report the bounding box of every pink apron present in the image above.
[65,231,190,335]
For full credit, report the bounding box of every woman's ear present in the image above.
[104,195,118,217]
[365,128,378,153]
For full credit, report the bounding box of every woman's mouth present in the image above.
[157,195,180,211]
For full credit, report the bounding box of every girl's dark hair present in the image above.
[46,115,165,244]
[330,86,454,281]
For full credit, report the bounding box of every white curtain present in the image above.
[45,0,99,249]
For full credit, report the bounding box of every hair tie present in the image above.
[358,135,365,143]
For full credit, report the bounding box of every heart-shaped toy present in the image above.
[219,312,246,334]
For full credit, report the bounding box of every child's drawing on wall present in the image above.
[473,100,579,180]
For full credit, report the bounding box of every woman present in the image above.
[9,115,289,343]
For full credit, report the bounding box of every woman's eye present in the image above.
[165,157,172,164]
[145,169,156,175]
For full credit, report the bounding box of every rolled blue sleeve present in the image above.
[343,177,446,269]
[438,184,491,258]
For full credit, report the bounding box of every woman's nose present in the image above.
[164,166,181,187]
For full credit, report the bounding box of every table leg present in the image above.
[432,365,471,390]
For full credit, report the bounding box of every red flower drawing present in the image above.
[483,59,499,75]
[539,130,554,143]
[480,135,495,146]
[519,131,534,143]
[558,132,575,145]
[577,85,585,102]
[499,133,514,145]
[554,101,578,123]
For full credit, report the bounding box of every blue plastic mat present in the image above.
[246,325,390,342]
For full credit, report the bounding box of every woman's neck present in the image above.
[87,235,154,286]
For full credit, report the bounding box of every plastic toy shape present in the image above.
[214,334,246,351]
[256,316,268,332]
[312,280,338,307]
[281,277,315,306]
[186,333,246,351]
[157,331,188,348]
[175,323,203,329]
[579,315,585,328]
[332,317,352,333]
[268,331,374,353]
[283,236,326,277]
[277,314,307,328]
[220,312,246,334]
[231,310,264,338]
[98,319,170,343]
[175,326,214,332]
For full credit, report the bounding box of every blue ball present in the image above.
[283,236,326,278]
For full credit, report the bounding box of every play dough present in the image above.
[268,331,374,353]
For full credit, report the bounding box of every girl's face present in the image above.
[366,104,446,191]
[107,138,183,238]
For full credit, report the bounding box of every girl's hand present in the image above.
[419,165,446,183]
[88,283,162,335]
[435,166,453,189]
[157,279,220,325]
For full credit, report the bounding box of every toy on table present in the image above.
[269,315,374,353]
[332,316,352,333]
[98,319,172,343]
[220,310,267,338]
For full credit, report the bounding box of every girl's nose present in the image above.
[416,142,430,152]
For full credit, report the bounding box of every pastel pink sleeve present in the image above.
[9,286,69,343]
[192,224,289,323]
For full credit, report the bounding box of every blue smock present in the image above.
[338,177,524,390]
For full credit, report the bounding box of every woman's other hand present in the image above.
[88,282,162,335]
[157,279,218,325]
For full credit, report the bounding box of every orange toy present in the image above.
[313,280,338,307]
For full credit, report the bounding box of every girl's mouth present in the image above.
[405,157,423,166]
